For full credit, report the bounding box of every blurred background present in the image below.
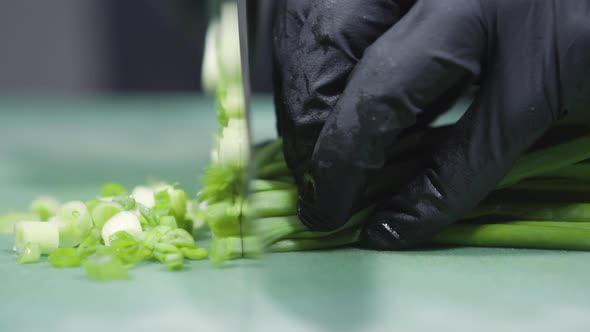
[0,0,273,95]
[0,0,277,212]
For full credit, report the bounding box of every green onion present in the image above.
[161,228,196,248]
[244,189,297,218]
[199,163,244,203]
[268,228,362,252]
[101,182,128,197]
[30,197,59,221]
[254,139,284,169]
[257,161,291,179]
[209,236,262,265]
[206,200,242,237]
[51,201,93,247]
[131,186,156,208]
[535,163,590,182]
[164,252,184,271]
[83,254,129,281]
[101,211,143,246]
[17,242,41,264]
[14,221,59,255]
[48,248,82,267]
[0,212,40,234]
[432,223,590,251]
[169,189,188,221]
[249,179,296,192]
[469,202,590,222]
[182,247,209,260]
[90,201,123,228]
[159,216,177,229]
[154,242,181,254]
[113,196,136,211]
[500,135,590,187]
[506,179,590,193]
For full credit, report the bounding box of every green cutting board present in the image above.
[1,95,589,332]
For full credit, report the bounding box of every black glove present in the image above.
[273,0,590,247]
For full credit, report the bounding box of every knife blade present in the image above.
[237,0,254,256]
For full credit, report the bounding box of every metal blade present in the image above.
[237,0,254,256]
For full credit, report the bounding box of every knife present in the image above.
[237,0,254,256]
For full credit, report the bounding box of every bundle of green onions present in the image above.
[4,182,209,280]
[199,126,590,263]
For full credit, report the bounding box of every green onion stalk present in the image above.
[200,122,590,262]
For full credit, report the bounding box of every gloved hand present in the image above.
[273,0,590,248]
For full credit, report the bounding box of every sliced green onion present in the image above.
[101,211,143,246]
[113,196,136,211]
[90,201,123,228]
[141,225,173,250]
[131,186,155,208]
[209,236,261,265]
[109,231,137,249]
[160,228,196,248]
[48,248,82,267]
[83,254,129,281]
[51,201,94,247]
[30,197,59,221]
[535,163,590,183]
[154,242,181,254]
[206,200,242,237]
[0,212,40,234]
[14,221,59,255]
[164,252,184,271]
[17,242,41,264]
[77,241,99,259]
[199,163,244,203]
[181,247,209,260]
[159,216,177,229]
[169,189,187,221]
[101,182,128,198]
